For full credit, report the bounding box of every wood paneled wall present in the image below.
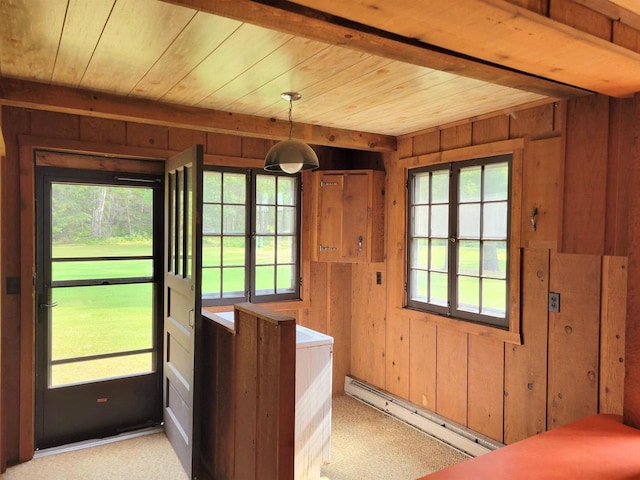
[0,106,323,467]
[349,97,633,445]
[0,92,637,464]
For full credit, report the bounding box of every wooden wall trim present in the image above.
[0,104,5,473]
[17,144,34,462]
[0,79,396,152]
[397,138,525,168]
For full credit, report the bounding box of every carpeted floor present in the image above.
[3,432,188,480]
[4,395,467,480]
[321,395,469,480]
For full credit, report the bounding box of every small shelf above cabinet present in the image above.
[311,169,385,263]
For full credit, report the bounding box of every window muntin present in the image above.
[407,155,511,328]
[202,168,300,306]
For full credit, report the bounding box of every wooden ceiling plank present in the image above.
[0,0,67,81]
[220,43,360,115]
[0,78,396,151]
[252,52,389,119]
[132,12,242,99]
[287,0,640,97]
[161,23,293,105]
[197,35,328,111]
[80,0,196,94]
[157,0,585,98]
[52,0,116,87]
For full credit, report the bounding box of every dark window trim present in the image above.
[406,154,512,329]
[202,166,302,307]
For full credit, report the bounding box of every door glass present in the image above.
[49,183,155,387]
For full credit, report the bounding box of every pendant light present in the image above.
[264,92,319,174]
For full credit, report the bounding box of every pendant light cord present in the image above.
[288,97,294,139]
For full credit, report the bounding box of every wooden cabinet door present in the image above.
[341,173,368,260]
[315,172,369,262]
[316,174,344,262]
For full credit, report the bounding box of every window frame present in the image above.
[201,166,302,307]
[400,137,524,345]
[406,153,513,330]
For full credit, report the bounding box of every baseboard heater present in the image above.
[344,376,503,457]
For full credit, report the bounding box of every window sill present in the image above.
[400,306,522,345]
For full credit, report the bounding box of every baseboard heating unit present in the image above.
[344,376,503,457]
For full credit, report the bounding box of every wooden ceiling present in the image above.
[1,0,639,150]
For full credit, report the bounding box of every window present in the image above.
[201,168,300,306]
[407,154,511,328]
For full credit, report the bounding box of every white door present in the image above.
[164,145,203,478]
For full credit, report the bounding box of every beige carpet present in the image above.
[3,432,188,480]
[4,395,467,480]
[321,395,469,480]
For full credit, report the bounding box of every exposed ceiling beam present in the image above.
[284,0,640,97]
[159,0,586,99]
[0,78,396,152]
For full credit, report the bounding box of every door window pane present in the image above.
[51,353,153,388]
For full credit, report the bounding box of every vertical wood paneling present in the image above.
[328,263,352,393]
[168,127,207,152]
[467,335,504,442]
[234,311,258,479]
[242,137,274,158]
[126,123,169,149]
[30,111,79,140]
[624,93,640,429]
[605,98,633,256]
[397,137,413,159]
[549,0,612,40]
[440,124,472,150]
[307,262,329,334]
[214,324,236,479]
[256,318,295,479]
[509,103,555,138]
[504,0,548,14]
[206,132,242,156]
[0,106,5,473]
[472,115,509,145]
[408,318,437,411]
[79,117,126,144]
[351,263,386,388]
[613,21,640,52]
[385,313,410,398]
[600,256,627,415]
[560,95,609,255]
[521,137,562,249]
[504,248,549,444]
[18,143,34,462]
[548,253,601,429]
[1,107,29,466]
[436,328,468,426]
[413,130,440,156]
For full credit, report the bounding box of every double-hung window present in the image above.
[201,168,300,306]
[407,154,511,328]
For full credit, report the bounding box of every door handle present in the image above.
[39,302,58,308]
[189,309,195,328]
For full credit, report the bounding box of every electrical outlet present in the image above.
[549,292,560,312]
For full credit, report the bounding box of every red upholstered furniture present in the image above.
[417,414,640,480]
